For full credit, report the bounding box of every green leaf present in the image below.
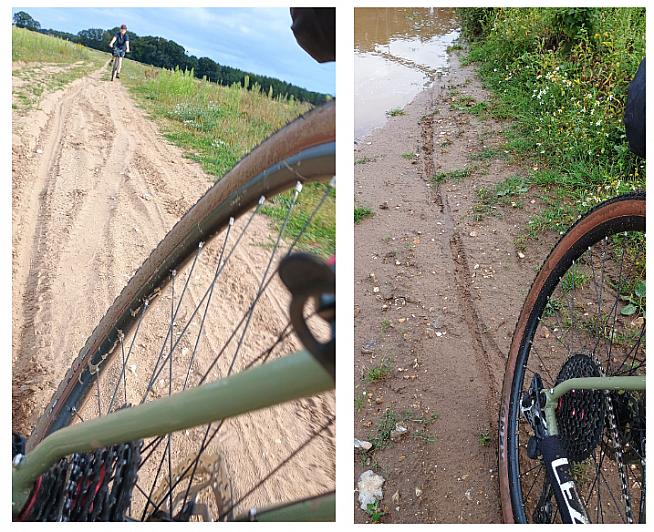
[634,280,646,299]
[621,303,637,316]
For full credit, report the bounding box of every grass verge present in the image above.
[119,60,334,256]
[458,7,645,238]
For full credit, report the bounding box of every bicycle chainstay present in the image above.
[15,437,142,522]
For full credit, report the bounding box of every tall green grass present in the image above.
[120,62,334,255]
[12,26,102,64]
[124,66,310,176]
[459,8,645,236]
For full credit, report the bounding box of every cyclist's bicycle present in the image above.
[110,47,126,81]
[12,101,336,521]
[498,192,645,523]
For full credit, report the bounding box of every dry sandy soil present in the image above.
[12,63,334,518]
[354,53,558,523]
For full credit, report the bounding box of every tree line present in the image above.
[13,11,330,105]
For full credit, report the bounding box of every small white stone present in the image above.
[354,439,373,451]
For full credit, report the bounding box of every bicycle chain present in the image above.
[19,440,142,521]
[595,358,636,524]
[602,387,634,523]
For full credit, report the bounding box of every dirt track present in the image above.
[12,64,334,515]
[354,53,557,523]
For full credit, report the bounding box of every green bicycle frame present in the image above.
[233,492,335,521]
[13,349,334,520]
[543,375,646,436]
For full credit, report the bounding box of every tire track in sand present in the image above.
[353,54,550,523]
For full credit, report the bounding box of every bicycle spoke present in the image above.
[179,424,213,517]
[140,436,170,520]
[182,220,234,389]
[225,182,303,377]
[197,180,335,386]
[614,321,645,375]
[148,245,204,394]
[603,245,628,373]
[106,301,148,414]
[523,464,543,502]
[141,201,263,402]
[518,461,542,480]
[167,272,175,516]
[223,416,335,516]
[148,420,225,518]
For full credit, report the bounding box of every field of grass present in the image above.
[458,8,645,238]
[118,60,334,256]
[13,25,102,63]
[12,26,106,110]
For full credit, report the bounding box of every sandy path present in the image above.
[354,53,557,523]
[12,64,334,517]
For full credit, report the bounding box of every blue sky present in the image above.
[12,7,335,95]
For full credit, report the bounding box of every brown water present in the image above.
[354,8,460,139]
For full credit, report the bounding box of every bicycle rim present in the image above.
[25,101,336,521]
[499,192,646,523]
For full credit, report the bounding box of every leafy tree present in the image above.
[77,28,111,49]
[196,56,219,81]
[13,11,41,31]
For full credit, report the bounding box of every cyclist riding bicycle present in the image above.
[108,24,130,79]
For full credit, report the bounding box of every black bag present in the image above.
[624,58,645,158]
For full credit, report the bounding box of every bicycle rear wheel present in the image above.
[24,101,336,521]
[499,192,645,523]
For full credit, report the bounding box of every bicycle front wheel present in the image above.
[24,101,336,521]
[499,192,646,523]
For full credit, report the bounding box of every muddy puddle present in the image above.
[354,7,460,139]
